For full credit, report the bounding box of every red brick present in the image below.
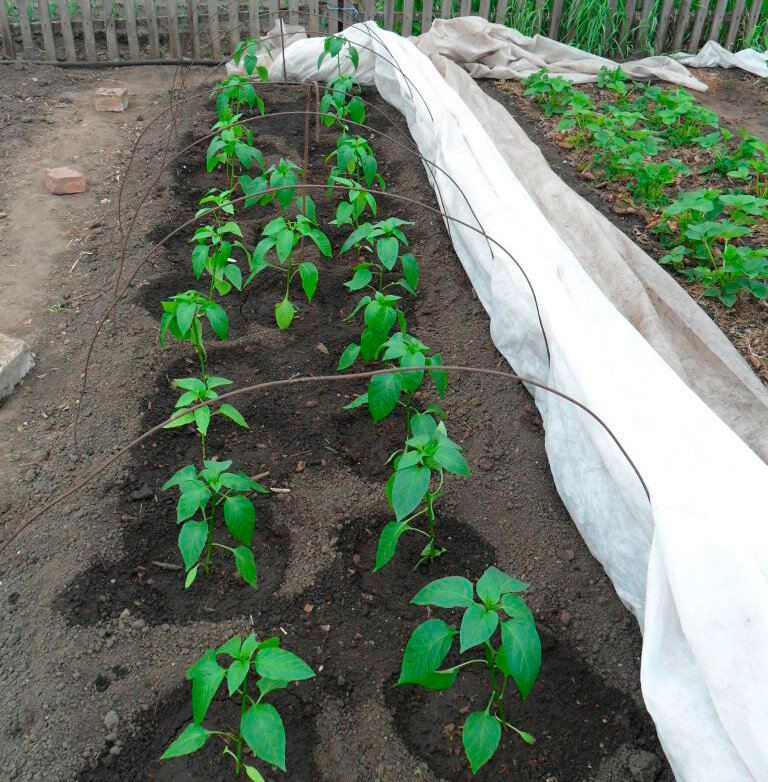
[43,167,86,195]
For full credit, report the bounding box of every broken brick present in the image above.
[94,86,129,112]
[43,167,86,195]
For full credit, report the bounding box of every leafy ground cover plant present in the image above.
[162,634,314,779]
[398,568,541,773]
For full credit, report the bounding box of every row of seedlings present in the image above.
[154,35,542,778]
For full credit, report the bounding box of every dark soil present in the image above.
[488,73,768,386]
[0,71,671,782]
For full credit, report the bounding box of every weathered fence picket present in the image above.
[0,0,765,65]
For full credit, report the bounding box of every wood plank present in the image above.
[401,0,414,33]
[653,0,676,52]
[601,0,618,50]
[707,0,729,43]
[688,0,711,52]
[363,0,376,20]
[190,0,201,59]
[0,0,15,58]
[634,0,656,51]
[308,0,320,33]
[268,0,279,28]
[55,0,76,60]
[548,0,564,37]
[143,0,159,57]
[459,0,471,15]
[101,0,119,59]
[725,0,747,46]
[248,0,260,36]
[671,0,693,51]
[478,0,490,19]
[79,0,96,59]
[328,1,339,32]
[440,0,452,21]
[229,0,241,52]
[384,0,394,29]
[17,0,35,59]
[534,0,547,34]
[167,0,181,58]
[37,0,57,59]
[123,0,141,59]
[621,0,638,44]
[495,0,508,24]
[288,0,299,24]
[207,0,221,57]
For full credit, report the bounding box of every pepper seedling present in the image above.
[398,568,541,774]
[161,634,314,779]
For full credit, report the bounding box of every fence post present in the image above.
[495,0,508,24]
[229,0,241,53]
[688,0,711,52]
[744,0,763,43]
[207,0,221,56]
[653,0,676,52]
[123,0,141,59]
[55,0,77,60]
[36,0,58,60]
[101,0,120,60]
[707,0,730,43]
[725,0,747,48]
[17,0,36,59]
[671,0,693,50]
[549,0,564,37]
[0,0,15,58]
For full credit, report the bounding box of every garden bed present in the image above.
[0,69,672,781]
[487,69,768,385]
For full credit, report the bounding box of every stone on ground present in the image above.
[94,86,129,112]
[43,166,86,195]
[0,333,33,400]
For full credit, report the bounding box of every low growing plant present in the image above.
[398,568,541,773]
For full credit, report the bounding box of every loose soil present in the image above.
[0,68,670,782]
[488,70,768,385]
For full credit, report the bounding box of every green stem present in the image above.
[236,678,248,772]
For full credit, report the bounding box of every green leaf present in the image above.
[217,635,242,657]
[390,465,431,521]
[374,520,410,571]
[345,268,373,292]
[299,262,319,302]
[219,403,249,428]
[257,677,289,698]
[400,253,419,290]
[368,373,403,422]
[191,244,209,278]
[187,650,225,725]
[500,593,534,622]
[344,392,368,410]
[476,566,529,605]
[177,483,210,522]
[276,228,295,261]
[411,576,475,608]
[175,301,197,335]
[233,546,258,589]
[406,668,459,690]
[501,619,541,699]
[460,603,499,652]
[463,711,501,774]
[164,409,195,429]
[376,236,399,270]
[205,303,229,340]
[227,658,250,696]
[255,648,315,681]
[275,297,295,329]
[398,619,455,683]
[308,229,332,257]
[160,723,210,759]
[184,565,199,589]
[223,263,243,290]
[338,343,360,371]
[241,703,286,772]
[433,441,469,476]
[341,223,374,253]
[178,520,208,571]
[224,495,256,545]
[194,405,211,437]
[245,766,266,782]
[162,463,197,490]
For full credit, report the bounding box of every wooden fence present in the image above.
[0,0,765,64]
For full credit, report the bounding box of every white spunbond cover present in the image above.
[266,23,768,781]
[675,39,768,78]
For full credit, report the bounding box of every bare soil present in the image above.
[488,70,768,385]
[0,68,670,782]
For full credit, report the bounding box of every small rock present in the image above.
[627,750,662,782]
[303,603,314,614]
[315,342,329,355]
[129,485,153,501]
[558,548,575,562]
[103,710,119,731]
[559,610,572,627]
[305,400,318,408]
[44,166,86,195]
[320,624,331,633]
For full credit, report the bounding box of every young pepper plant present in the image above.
[161,634,314,779]
[162,459,268,588]
[377,412,469,569]
[398,568,541,774]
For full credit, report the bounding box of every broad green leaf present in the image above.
[184,565,199,589]
[160,723,210,759]
[276,228,295,261]
[191,245,209,278]
[500,593,534,622]
[227,658,250,695]
[178,520,208,571]
[224,495,256,545]
[205,303,229,340]
[376,236,399,270]
[220,472,265,491]
[299,262,319,302]
[177,483,210,522]
[344,392,368,410]
[241,703,286,772]
[367,373,402,422]
[233,546,258,589]
[501,619,541,699]
[164,409,195,429]
[433,441,469,476]
[162,463,197,490]
[245,766,266,782]
[390,465,431,521]
[400,253,419,290]
[255,648,315,681]
[308,229,332,257]
[345,268,373,292]
[257,677,289,697]
[175,301,197,335]
[275,297,295,329]
[219,403,249,428]
[338,343,360,371]
[410,413,437,438]
[411,576,475,608]
[477,567,529,605]
[217,635,242,657]
[403,668,459,690]
[374,520,410,571]
[223,263,243,290]
[460,603,499,652]
[463,711,501,773]
[398,619,455,683]
[187,650,225,725]
[194,405,211,437]
[341,223,374,253]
